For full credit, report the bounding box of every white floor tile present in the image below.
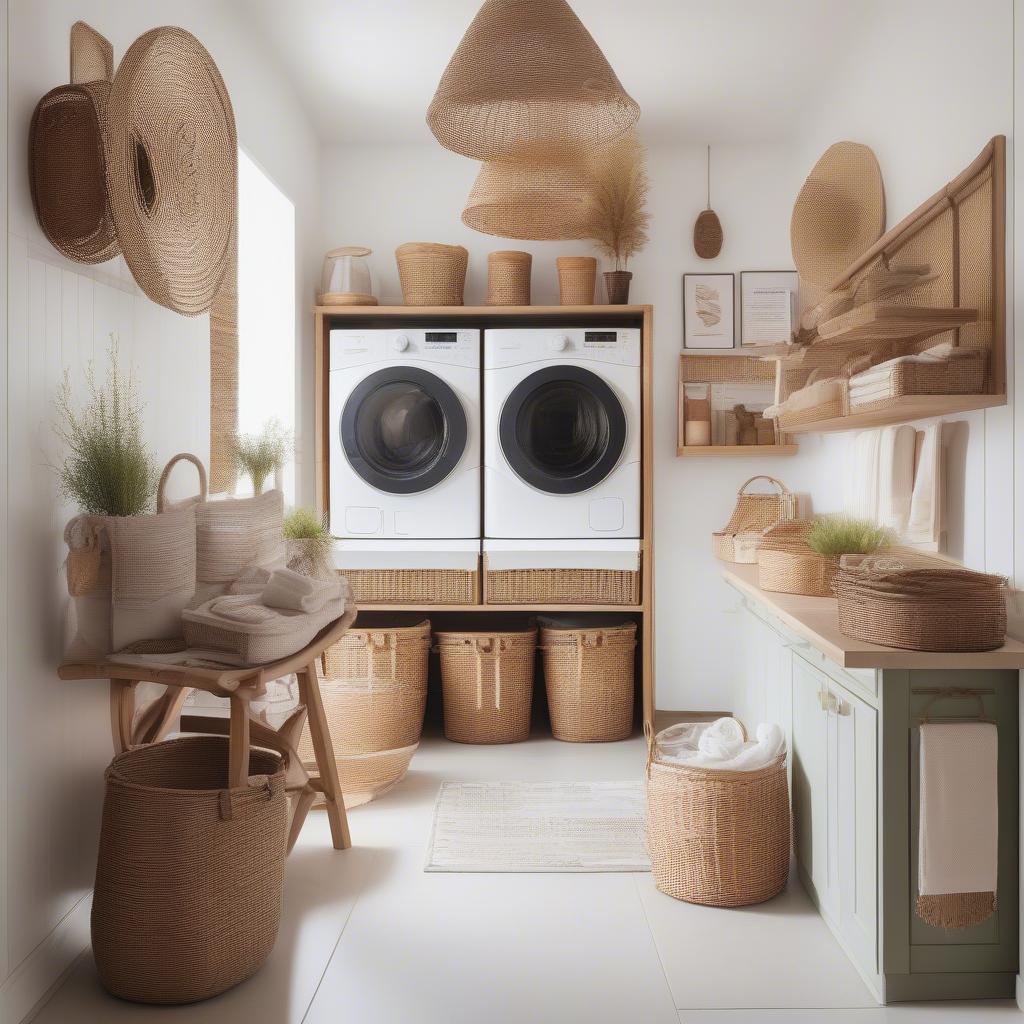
[679,1002,1022,1023]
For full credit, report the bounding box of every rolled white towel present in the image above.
[698,717,746,761]
[262,567,341,614]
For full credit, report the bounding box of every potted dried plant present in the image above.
[233,418,292,495]
[284,507,334,579]
[582,132,650,304]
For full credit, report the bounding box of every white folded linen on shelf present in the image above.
[763,375,845,419]
[262,567,342,613]
[919,721,998,897]
[655,718,785,771]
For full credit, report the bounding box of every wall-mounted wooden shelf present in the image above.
[677,444,799,457]
[355,603,645,613]
[778,392,1006,434]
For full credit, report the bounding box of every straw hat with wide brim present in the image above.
[791,142,885,288]
[29,22,120,264]
[104,27,237,316]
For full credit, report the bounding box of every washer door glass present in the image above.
[499,365,626,494]
[341,366,467,494]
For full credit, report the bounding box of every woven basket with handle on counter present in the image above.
[712,475,798,563]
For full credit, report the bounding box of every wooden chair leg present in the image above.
[109,679,136,754]
[132,685,189,745]
[297,660,351,850]
[287,787,317,854]
[228,694,251,789]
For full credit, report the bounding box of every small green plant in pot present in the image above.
[233,418,293,495]
[805,515,893,559]
[283,507,334,579]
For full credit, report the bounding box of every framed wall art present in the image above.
[683,273,734,349]
[740,270,799,346]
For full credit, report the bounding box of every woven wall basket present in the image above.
[427,0,639,161]
[712,476,798,562]
[91,737,287,1004]
[646,740,790,907]
[463,157,595,240]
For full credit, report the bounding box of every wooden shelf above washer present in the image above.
[677,444,798,457]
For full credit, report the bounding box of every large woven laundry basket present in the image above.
[436,629,537,744]
[539,618,636,742]
[91,737,287,1004]
[646,732,790,907]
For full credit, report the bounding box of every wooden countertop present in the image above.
[721,561,1024,671]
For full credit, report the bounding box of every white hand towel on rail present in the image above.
[919,721,998,897]
[877,425,917,535]
[905,423,941,547]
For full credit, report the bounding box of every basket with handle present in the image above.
[435,629,536,744]
[712,475,798,563]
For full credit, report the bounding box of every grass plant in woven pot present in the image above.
[284,507,334,580]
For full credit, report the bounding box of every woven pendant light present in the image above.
[428,0,640,161]
[462,156,595,240]
[693,146,723,259]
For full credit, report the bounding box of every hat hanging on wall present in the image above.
[29,22,120,263]
[104,27,237,316]
[790,141,885,288]
[693,145,723,259]
[462,155,595,240]
[427,0,639,161]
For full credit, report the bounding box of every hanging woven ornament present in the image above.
[428,0,639,161]
[693,146,723,259]
[462,154,595,240]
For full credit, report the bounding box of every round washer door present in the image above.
[340,365,468,494]
[498,365,626,495]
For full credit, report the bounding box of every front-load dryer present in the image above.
[329,327,480,539]
[483,327,641,539]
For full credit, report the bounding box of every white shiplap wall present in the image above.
[1,236,208,1021]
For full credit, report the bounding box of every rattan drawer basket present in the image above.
[435,629,537,744]
[539,619,636,742]
[343,566,479,605]
[646,735,790,907]
[483,557,641,606]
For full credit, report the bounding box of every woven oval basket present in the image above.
[646,739,790,907]
[436,629,536,744]
[835,561,1008,652]
[395,242,468,306]
[91,737,287,1004]
[540,621,636,742]
[311,744,419,810]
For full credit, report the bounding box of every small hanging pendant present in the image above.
[693,145,723,259]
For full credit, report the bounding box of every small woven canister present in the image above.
[487,250,532,305]
[557,256,597,305]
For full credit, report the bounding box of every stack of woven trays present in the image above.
[835,556,1008,652]
[298,618,431,807]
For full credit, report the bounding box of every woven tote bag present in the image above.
[91,736,287,1004]
[712,476,797,562]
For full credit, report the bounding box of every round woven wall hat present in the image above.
[428,0,639,161]
[462,157,595,240]
[104,27,237,316]
[29,22,119,264]
[791,141,885,287]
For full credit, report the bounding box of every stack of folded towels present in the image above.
[205,567,344,623]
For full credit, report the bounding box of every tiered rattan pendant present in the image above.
[428,0,639,161]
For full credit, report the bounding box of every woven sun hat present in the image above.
[791,141,885,288]
[29,22,120,264]
[104,27,237,316]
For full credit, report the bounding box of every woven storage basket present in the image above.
[91,736,287,1004]
[646,735,790,907]
[436,630,537,744]
[712,476,798,562]
[487,250,532,305]
[395,242,468,306]
[484,557,640,606]
[539,620,636,742]
[343,566,479,605]
[835,559,1008,652]
[756,520,838,598]
[322,744,419,809]
[557,256,597,305]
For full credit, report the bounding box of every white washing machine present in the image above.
[329,327,480,539]
[483,326,641,539]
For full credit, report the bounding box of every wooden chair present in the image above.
[59,608,357,854]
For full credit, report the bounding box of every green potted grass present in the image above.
[233,418,292,495]
[284,507,334,579]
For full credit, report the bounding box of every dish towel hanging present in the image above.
[918,721,998,928]
[845,429,882,520]
[877,425,917,534]
[905,423,942,547]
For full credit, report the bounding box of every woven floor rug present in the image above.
[425,780,650,872]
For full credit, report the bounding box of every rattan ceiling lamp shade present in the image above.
[791,141,885,288]
[427,0,639,161]
[104,27,237,316]
[462,156,595,239]
[29,22,120,264]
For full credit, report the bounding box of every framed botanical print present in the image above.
[683,273,735,349]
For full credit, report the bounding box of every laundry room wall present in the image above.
[319,138,850,715]
[2,2,320,1018]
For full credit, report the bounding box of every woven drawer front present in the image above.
[342,567,479,605]
[484,563,640,606]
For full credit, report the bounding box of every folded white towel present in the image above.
[262,567,341,614]
[208,594,278,624]
[655,718,785,772]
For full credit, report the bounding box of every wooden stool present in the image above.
[59,609,357,853]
